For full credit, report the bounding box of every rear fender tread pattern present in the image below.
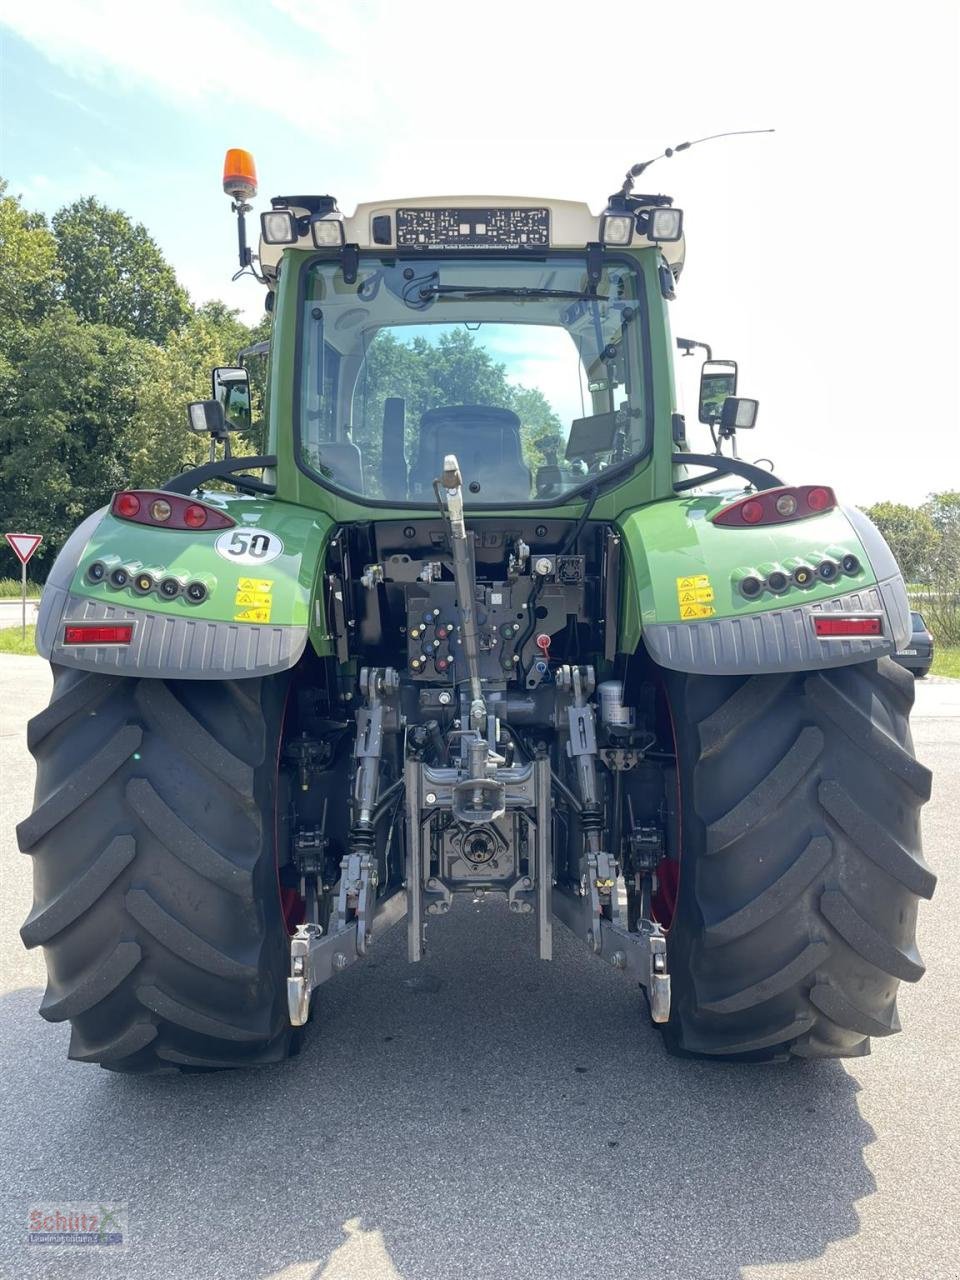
[698,940,829,1014]
[804,675,932,801]
[16,724,143,850]
[705,725,823,855]
[68,1019,158,1064]
[809,982,901,1038]
[134,681,255,798]
[135,983,270,1042]
[26,671,122,752]
[19,834,136,948]
[702,836,833,948]
[125,887,258,980]
[126,778,256,899]
[820,888,925,982]
[39,941,142,1022]
[818,780,936,899]
[697,674,793,757]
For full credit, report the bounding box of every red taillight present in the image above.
[813,615,883,637]
[183,503,208,529]
[63,624,134,645]
[712,485,837,527]
[114,492,141,519]
[111,491,234,530]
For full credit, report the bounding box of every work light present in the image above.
[647,208,683,241]
[260,210,299,244]
[311,217,345,247]
[599,214,634,246]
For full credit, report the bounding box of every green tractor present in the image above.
[18,147,935,1072]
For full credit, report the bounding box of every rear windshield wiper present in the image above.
[404,276,607,307]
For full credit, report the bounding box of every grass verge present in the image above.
[0,624,37,656]
[0,577,41,599]
[931,646,960,679]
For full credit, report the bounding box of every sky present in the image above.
[0,0,957,505]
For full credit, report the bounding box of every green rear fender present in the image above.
[35,494,335,678]
[616,495,911,673]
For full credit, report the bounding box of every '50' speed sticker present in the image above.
[215,527,284,564]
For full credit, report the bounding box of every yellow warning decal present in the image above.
[237,577,272,593]
[678,587,715,604]
[676,574,710,590]
[234,606,272,623]
[235,590,273,607]
[679,603,716,620]
[675,573,715,619]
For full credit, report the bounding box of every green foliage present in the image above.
[863,501,938,582]
[0,181,268,579]
[931,646,960,679]
[867,493,960,646]
[0,577,41,598]
[52,197,192,343]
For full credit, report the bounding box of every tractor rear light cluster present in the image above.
[63,624,133,645]
[712,485,837,527]
[813,615,883,638]
[110,490,234,531]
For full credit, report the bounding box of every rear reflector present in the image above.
[63,624,134,645]
[813,615,883,637]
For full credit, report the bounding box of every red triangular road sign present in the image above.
[4,533,43,565]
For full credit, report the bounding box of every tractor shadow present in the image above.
[0,899,874,1280]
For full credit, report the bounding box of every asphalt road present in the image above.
[1,656,958,1280]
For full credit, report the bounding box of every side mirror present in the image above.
[187,400,227,436]
[212,366,252,431]
[698,360,738,424]
[719,397,759,431]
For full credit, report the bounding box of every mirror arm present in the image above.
[672,452,782,493]
[162,456,278,496]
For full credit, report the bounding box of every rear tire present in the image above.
[659,657,935,1061]
[17,666,296,1072]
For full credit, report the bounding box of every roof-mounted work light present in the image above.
[641,207,684,242]
[311,216,346,248]
[599,213,634,246]
[260,210,299,244]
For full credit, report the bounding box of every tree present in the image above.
[921,491,960,645]
[52,197,191,343]
[862,501,938,582]
[0,309,162,571]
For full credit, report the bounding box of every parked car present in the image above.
[894,610,934,678]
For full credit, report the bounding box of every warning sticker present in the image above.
[678,586,715,604]
[237,577,273,593]
[680,603,716,620]
[234,606,272,623]
[235,590,273,607]
[676,574,710,590]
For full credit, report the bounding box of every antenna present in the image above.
[617,128,775,199]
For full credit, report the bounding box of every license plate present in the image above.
[899,648,917,656]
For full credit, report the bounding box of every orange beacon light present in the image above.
[223,149,258,202]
